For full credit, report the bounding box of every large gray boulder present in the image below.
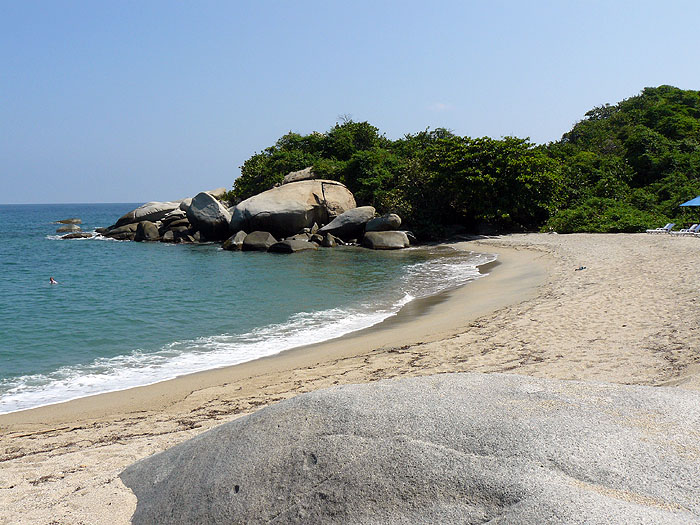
[115,201,181,227]
[365,213,401,232]
[268,239,319,253]
[134,221,160,242]
[362,230,410,250]
[186,192,232,241]
[229,180,356,239]
[241,231,276,251]
[318,206,375,240]
[120,373,700,524]
[282,166,316,185]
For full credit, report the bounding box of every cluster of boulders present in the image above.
[96,169,413,251]
[55,218,94,239]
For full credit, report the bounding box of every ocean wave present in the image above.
[0,249,496,414]
[45,232,122,241]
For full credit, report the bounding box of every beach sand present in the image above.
[2,233,699,524]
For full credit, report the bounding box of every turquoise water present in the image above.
[0,204,494,414]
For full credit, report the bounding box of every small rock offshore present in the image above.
[84,168,414,252]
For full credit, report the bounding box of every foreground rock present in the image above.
[115,201,181,227]
[229,180,356,239]
[318,206,375,240]
[121,373,700,524]
[362,230,410,250]
[241,231,276,251]
[186,192,232,241]
[268,239,318,253]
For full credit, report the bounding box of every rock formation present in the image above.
[229,180,356,239]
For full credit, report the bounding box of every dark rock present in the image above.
[286,233,311,241]
[268,239,319,253]
[121,373,700,525]
[229,180,356,239]
[282,166,316,185]
[222,231,247,251]
[134,221,160,242]
[309,233,324,244]
[167,218,190,229]
[365,213,401,232]
[318,206,376,240]
[55,218,82,224]
[404,231,417,244]
[362,231,410,250]
[95,227,109,234]
[168,225,190,234]
[109,231,136,241]
[56,224,81,233]
[160,209,187,226]
[186,192,232,241]
[60,232,92,239]
[320,233,339,247]
[104,223,138,237]
[242,231,276,251]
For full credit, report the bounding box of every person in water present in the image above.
[49,277,58,285]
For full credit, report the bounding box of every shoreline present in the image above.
[0,242,546,428]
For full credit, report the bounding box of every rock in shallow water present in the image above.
[120,373,700,524]
[241,231,276,251]
[56,224,81,233]
[268,239,319,253]
[362,230,410,250]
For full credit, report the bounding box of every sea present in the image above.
[0,203,496,415]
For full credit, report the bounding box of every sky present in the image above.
[2,1,700,204]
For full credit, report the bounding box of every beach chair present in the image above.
[670,224,700,236]
[645,223,675,234]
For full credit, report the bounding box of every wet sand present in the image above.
[1,234,699,524]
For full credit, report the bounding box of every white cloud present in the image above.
[428,102,454,112]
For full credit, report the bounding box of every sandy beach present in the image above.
[2,233,700,524]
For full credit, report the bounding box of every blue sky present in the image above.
[2,1,700,204]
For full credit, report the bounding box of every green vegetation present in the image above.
[229,86,700,238]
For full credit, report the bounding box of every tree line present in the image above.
[227,85,700,238]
